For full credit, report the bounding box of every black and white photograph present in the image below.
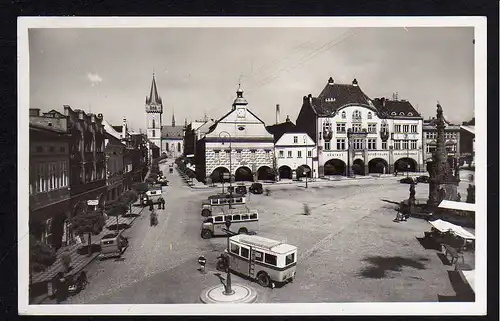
[18,17,487,315]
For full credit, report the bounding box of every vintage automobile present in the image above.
[235,185,247,195]
[157,175,169,186]
[416,175,430,183]
[249,182,264,194]
[399,177,417,184]
[99,231,129,259]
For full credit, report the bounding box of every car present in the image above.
[416,175,430,183]
[399,177,417,184]
[158,176,169,186]
[100,232,129,259]
[249,182,263,194]
[235,185,247,195]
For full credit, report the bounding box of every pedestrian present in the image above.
[161,197,166,210]
[157,196,163,209]
[150,209,156,226]
[393,210,403,222]
[303,203,310,215]
[457,193,461,202]
[148,199,154,211]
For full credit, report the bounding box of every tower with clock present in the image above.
[145,73,163,156]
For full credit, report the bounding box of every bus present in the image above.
[224,234,297,288]
[201,193,246,217]
[200,210,258,239]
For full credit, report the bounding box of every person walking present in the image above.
[161,197,166,210]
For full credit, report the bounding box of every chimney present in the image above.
[29,108,40,117]
[328,77,334,85]
[308,94,312,105]
[122,117,127,139]
[381,97,386,107]
[276,104,280,124]
[352,78,358,86]
[286,115,291,123]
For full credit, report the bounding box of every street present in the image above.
[62,163,470,304]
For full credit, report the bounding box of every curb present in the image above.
[32,205,146,305]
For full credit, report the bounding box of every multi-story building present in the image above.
[63,106,107,230]
[29,109,71,250]
[422,118,461,163]
[102,120,126,202]
[195,85,275,183]
[296,77,424,176]
[459,125,475,167]
[129,132,149,181]
[266,115,318,179]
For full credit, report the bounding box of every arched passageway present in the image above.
[235,166,253,182]
[210,166,230,183]
[257,166,275,181]
[395,157,417,173]
[296,164,312,178]
[352,159,365,175]
[324,159,346,176]
[278,165,292,179]
[368,158,389,174]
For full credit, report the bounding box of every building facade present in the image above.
[275,133,318,180]
[296,77,424,176]
[64,106,107,242]
[29,109,71,250]
[422,118,461,164]
[459,125,475,167]
[103,130,126,202]
[195,86,275,183]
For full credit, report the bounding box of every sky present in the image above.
[29,26,475,132]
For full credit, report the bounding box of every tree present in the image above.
[29,234,57,273]
[105,200,128,233]
[71,209,106,256]
[119,190,138,214]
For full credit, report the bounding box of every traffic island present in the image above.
[200,283,257,304]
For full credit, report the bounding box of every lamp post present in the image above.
[405,132,409,178]
[219,131,233,196]
[346,128,353,177]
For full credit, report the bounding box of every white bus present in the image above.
[201,193,246,217]
[225,234,297,287]
[200,210,258,239]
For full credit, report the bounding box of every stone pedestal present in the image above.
[200,283,258,304]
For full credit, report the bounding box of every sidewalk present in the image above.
[30,203,145,304]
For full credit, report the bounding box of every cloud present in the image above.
[87,72,103,84]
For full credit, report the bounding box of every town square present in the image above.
[19,18,485,314]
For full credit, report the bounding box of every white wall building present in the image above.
[275,133,318,179]
[296,77,424,176]
[195,85,275,183]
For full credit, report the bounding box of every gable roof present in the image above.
[161,125,184,138]
[266,120,298,143]
[460,125,475,135]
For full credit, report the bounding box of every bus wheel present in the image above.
[201,209,211,217]
[257,272,271,288]
[238,227,248,234]
[201,229,212,239]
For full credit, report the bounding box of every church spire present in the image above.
[146,72,162,106]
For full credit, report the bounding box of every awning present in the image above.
[438,200,476,212]
[429,219,475,240]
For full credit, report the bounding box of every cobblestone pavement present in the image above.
[59,165,473,304]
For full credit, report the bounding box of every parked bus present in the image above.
[200,210,258,239]
[224,234,297,287]
[201,193,246,217]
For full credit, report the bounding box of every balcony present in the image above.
[323,129,333,142]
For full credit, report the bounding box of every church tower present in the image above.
[145,72,163,153]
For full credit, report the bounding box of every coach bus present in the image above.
[201,193,246,217]
[200,210,258,239]
[224,234,297,288]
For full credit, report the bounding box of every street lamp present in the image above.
[219,131,233,197]
[303,135,308,188]
[405,132,410,178]
[346,128,353,177]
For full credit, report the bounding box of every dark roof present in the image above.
[111,125,123,133]
[29,123,68,135]
[372,98,421,118]
[146,74,162,105]
[161,125,184,138]
[266,120,297,143]
[310,80,373,115]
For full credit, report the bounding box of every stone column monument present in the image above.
[427,103,460,206]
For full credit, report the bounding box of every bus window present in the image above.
[232,214,241,221]
[230,242,240,255]
[285,252,295,265]
[242,214,249,220]
[220,199,227,204]
[236,198,242,203]
[254,250,263,262]
[264,253,277,266]
[214,216,223,222]
[240,246,249,259]
[249,213,257,220]
[204,217,213,223]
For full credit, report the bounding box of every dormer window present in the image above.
[408,112,413,116]
[391,112,397,116]
[352,110,362,121]
[341,111,346,119]
[367,112,372,119]
[399,112,405,116]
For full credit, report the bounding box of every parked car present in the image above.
[235,185,247,195]
[416,175,430,183]
[249,182,264,194]
[158,176,169,186]
[99,232,129,259]
[399,177,417,184]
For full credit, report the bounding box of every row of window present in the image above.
[230,242,278,266]
[333,110,375,120]
[321,123,393,137]
[323,139,419,151]
[394,124,418,133]
[206,213,258,223]
[425,132,458,140]
[33,146,66,153]
[30,161,68,194]
[425,144,457,153]
[277,150,313,158]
